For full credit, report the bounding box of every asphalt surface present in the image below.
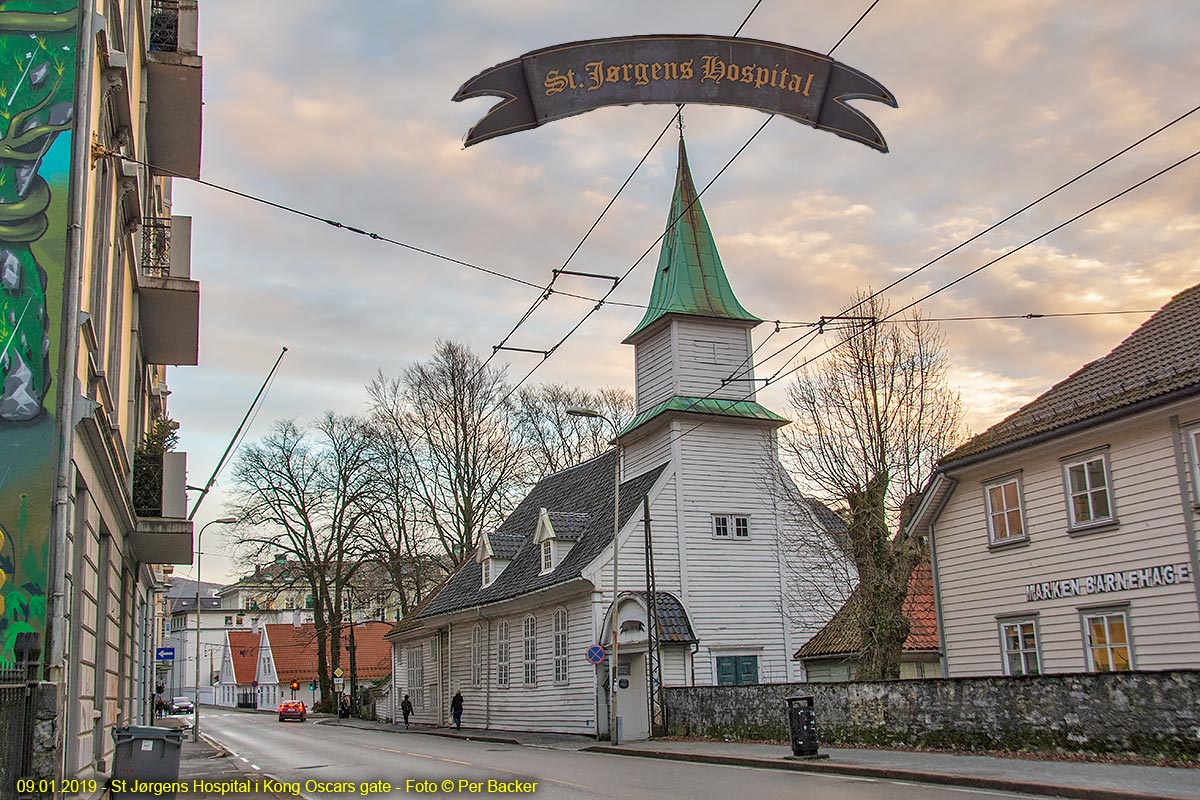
[201,710,1044,800]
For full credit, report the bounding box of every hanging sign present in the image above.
[454,34,895,151]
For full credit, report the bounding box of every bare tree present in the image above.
[371,341,527,572]
[781,291,965,679]
[226,414,375,707]
[513,384,635,479]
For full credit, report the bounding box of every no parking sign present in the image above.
[585,644,606,665]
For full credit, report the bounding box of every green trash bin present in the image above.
[110,726,184,797]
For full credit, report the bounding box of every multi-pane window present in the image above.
[470,624,483,687]
[540,541,553,573]
[496,621,510,688]
[553,608,569,684]
[713,515,750,539]
[984,477,1025,543]
[999,619,1040,676]
[1064,454,1113,527]
[522,615,537,685]
[406,647,424,709]
[481,558,491,587]
[1084,610,1132,672]
[1190,429,1200,500]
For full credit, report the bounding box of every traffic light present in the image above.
[290,680,300,691]
[309,681,316,691]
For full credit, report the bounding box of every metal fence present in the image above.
[140,217,172,278]
[133,453,164,518]
[0,684,35,800]
[149,0,180,53]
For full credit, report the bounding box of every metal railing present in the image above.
[0,684,35,800]
[149,0,180,53]
[141,217,172,278]
[133,453,165,517]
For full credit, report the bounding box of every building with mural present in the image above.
[0,0,205,785]
[386,138,845,741]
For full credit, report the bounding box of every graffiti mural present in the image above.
[0,1,78,672]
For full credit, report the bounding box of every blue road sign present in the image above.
[155,647,175,662]
[585,644,606,665]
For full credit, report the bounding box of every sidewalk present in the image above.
[589,739,1200,800]
[327,717,1199,800]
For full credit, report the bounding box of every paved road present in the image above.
[201,711,1041,800]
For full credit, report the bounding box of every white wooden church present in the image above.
[386,138,844,740]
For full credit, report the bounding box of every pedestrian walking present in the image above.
[401,694,413,729]
[451,690,463,730]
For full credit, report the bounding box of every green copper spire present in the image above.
[625,137,760,342]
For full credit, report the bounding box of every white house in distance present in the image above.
[909,283,1200,676]
[386,138,843,740]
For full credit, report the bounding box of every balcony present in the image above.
[146,0,203,179]
[132,451,194,564]
[138,216,200,366]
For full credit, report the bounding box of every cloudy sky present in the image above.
[169,0,1200,584]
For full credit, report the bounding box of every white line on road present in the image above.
[239,757,249,763]
[252,764,261,771]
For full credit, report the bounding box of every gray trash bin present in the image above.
[785,695,819,757]
[111,726,184,796]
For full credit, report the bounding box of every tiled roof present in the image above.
[801,496,847,535]
[169,597,223,614]
[637,592,697,643]
[487,531,526,559]
[620,396,788,438]
[942,283,1200,465]
[265,621,393,683]
[625,138,760,342]
[227,631,260,685]
[793,562,939,660]
[418,450,668,619]
[546,511,590,541]
[385,581,448,639]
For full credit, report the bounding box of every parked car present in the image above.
[278,701,307,722]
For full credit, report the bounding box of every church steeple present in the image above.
[624,137,760,343]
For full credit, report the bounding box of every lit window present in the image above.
[999,619,1040,676]
[541,541,553,573]
[553,608,569,685]
[984,476,1025,544]
[471,624,483,687]
[1063,454,1114,528]
[713,515,750,539]
[523,615,537,686]
[1084,609,1133,672]
[496,622,510,688]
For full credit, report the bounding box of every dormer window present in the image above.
[540,541,554,574]
[481,558,492,587]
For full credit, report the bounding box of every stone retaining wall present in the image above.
[664,670,1200,758]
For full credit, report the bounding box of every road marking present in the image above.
[239,757,249,763]
[252,764,261,771]
[440,758,472,765]
[406,752,434,759]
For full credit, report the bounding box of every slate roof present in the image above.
[546,511,590,541]
[620,396,788,438]
[636,591,697,643]
[416,450,669,620]
[169,597,223,614]
[265,621,392,683]
[625,138,760,342]
[793,562,939,660]
[942,283,1200,466]
[227,631,260,685]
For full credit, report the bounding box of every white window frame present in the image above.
[1062,450,1116,530]
[983,474,1027,545]
[522,615,537,686]
[553,608,569,685]
[1082,607,1134,672]
[406,646,425,709]
[496,621,510,688]
[540,541,554,574]
[470,624,483,687]
[481,558,492,587]
[1186,426,1200,506]
[712,514,750,539]
[998,617,1041,676]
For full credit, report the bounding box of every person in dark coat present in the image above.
[401,694,413,729]
[450,690,463,730]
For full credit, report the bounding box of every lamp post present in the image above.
[194,516,237,742]
[566,406,621,744]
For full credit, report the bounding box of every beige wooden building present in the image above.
[910,284,1200,676]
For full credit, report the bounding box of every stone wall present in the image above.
[665,670,1200,758]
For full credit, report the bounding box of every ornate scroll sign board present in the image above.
[454,35,895,152]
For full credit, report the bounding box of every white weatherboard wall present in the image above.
[673,319,756,401]
[934,402,1200,676]
[634,326,674,411]
[393,634,440,726]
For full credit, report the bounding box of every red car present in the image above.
[278,701,307,722]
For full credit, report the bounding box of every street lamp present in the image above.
[566,406,622,744]
[194,516,237,742]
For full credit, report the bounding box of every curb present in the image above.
[317,718,523,746]
[582,746,1190,800]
